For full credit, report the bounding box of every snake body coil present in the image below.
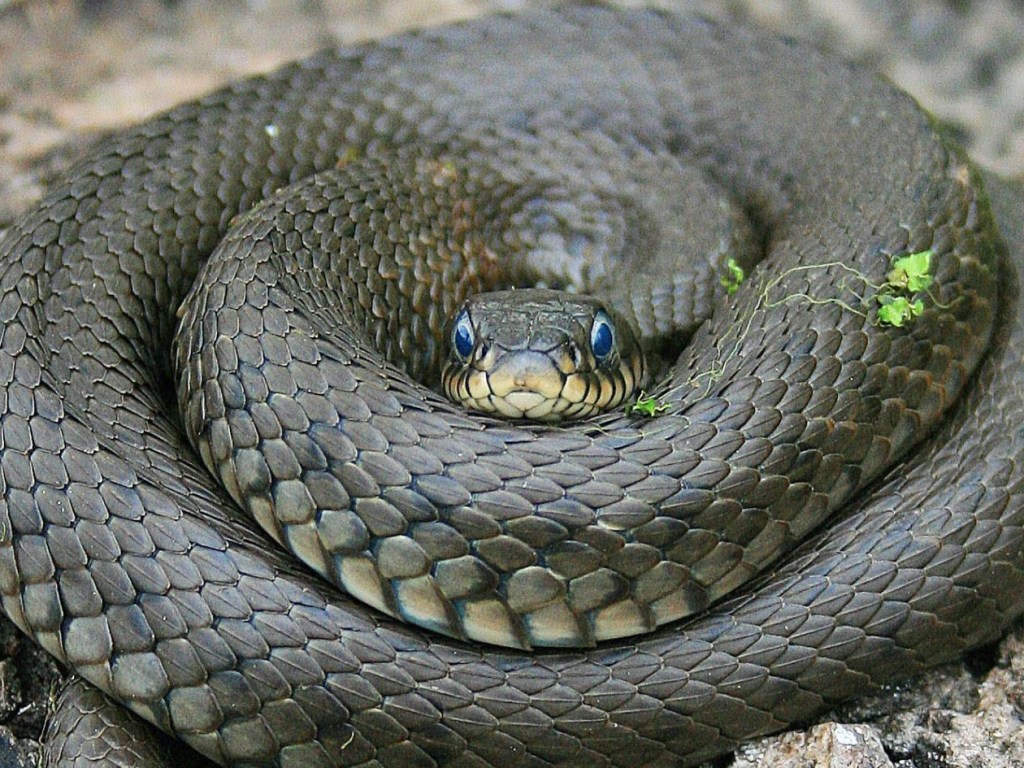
[2,8,1024,768]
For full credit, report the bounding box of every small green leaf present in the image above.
[877,295,924,327]
[886,269,907,291]
[625,391,669,417]
[878,297,908,326]
[720,257,745,296]
[888,250,933,293]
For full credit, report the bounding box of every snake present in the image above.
[1,6,1022,768]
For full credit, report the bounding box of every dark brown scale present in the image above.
[0,8,1021,768]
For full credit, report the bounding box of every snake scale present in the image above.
[2,7,1023,767]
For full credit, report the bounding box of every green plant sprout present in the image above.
[875,249,934,326]
[687,248,940,397]
[886,250,934,294]
[625,391,669,417]
[877,295,925,327]
[719,249,935,327]
[720,257,745,296]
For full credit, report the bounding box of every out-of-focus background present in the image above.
[0,2,1023,766]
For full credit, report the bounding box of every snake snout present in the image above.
[490,349,571,395]
[449,345,578,420]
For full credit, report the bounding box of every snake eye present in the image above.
[452,309,475,361]
[590,310,615,362]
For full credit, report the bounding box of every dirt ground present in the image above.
[1,1,1023,766]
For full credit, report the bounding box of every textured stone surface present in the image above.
[733,723,893,768]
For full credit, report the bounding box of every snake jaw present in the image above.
[489,350,570,396]
[477,348,573,420]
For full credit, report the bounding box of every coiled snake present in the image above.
[2,7,1023,767]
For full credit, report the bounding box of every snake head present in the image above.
[440,288,646,422]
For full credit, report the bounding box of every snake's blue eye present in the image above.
[452,309,475,360]
[590,310,614,362]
